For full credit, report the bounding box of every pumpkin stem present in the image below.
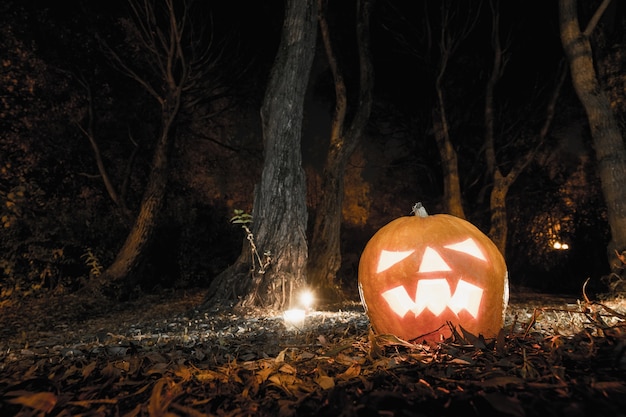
[411,202,429,217]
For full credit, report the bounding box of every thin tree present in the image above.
[94,0,220,290]
[430,2,480,219]
[205,0,318,309]
[307,0,374,302]
[483,1,566,254]
[380,0,476,218]
[75,78,137,224]
[558,0,626,271]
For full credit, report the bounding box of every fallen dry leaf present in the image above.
[5,391,57,413]
[0,289,625,416]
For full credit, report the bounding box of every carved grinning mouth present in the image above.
[376,238,489,319]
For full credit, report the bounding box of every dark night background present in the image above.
[1,0,625,301]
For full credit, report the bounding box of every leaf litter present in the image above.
[0,289,625,416]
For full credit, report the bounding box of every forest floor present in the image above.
[0,287,625,417]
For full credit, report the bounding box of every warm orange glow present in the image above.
[552,241,569,250]
[358,211,508,342]
[377,239,488,274]
[379,241,487,318]
[382,279,483,318]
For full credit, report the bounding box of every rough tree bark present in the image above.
[205,0,317,310]
[558,0,626,271]
[307,0,374,303]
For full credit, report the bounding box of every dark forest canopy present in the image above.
[1,0,625,303]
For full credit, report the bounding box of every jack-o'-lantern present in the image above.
[358,203,508,342]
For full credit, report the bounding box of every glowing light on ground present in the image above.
[283,309,306,330]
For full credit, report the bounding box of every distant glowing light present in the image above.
[552,242,569,250]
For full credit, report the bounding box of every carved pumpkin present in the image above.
[358,203,508,342]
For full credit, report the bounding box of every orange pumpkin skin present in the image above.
[358,212,508,342]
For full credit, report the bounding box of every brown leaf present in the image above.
[278,363,297,375]
[193,368,225,383]
[374,333,415,348]
[368,328,383,359]
[335,353,359,366]
[315,374,335,390]
[256,366,275,383]
[459,325,487,349]
[592,380,626,394]
[101,361,123,379]
[337,363,361,380]
[275,348,288,363]
[448,357,472,365]
[6,391,57,413]
[173,364,192,382]
[148,377,182,417]
[81,360,97,379]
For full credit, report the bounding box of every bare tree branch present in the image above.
[75,76,130,219]
[583,0,613,37]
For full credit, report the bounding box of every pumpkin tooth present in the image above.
[381,279,483,318]
[448,280,484,317]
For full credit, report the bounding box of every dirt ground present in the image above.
[1,288,625,416]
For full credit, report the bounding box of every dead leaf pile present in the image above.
[1,290,625,416]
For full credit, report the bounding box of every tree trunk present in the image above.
[205,0,317,310]
[307,0,374,303]
[100,104,177,285]
[559,0,626,271]
[432,107,465,219]
[90,0,216,294]
[488,172,512,254]
[430,8,469,219]
[483,3,508,254]
[100,123,172,285]
[484,3,565,255]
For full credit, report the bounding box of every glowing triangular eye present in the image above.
[444,238,487,261]
[377,250,415,273]
[418,247,451,272]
